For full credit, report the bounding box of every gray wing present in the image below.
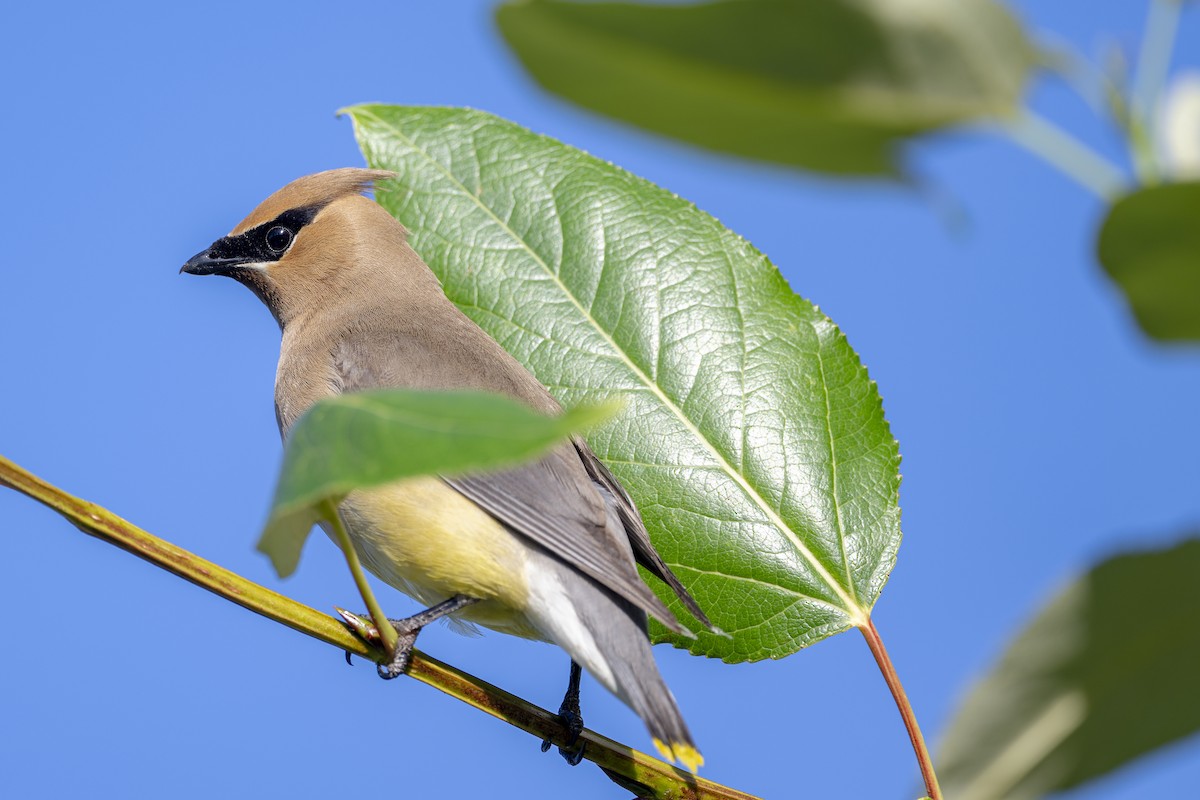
[327,317,705,633]
[571,438,713,629]
[445,444,691,635]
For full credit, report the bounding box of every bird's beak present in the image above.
[180,245,252,276]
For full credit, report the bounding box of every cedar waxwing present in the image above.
[181,169,711,771]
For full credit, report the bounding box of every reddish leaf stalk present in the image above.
[859,618,943,800]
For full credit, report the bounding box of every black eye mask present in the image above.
[203,205,321,266]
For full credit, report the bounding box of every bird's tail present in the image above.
[604,622,704,773]
[527,553,703,772]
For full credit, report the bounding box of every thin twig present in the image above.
[859,618,943,800]
[999,111,1127,200]
[0,453,758,800]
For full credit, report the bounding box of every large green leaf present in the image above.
[937,537,1200,800]
[344,104,901,661]
[260,389,615,578]
[1097,182,1200,342]
[495,0,1036,176]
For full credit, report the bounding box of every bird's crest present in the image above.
[231,168,396,235]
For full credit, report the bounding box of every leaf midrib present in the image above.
[351,105,867,623]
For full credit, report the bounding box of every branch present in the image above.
[0,454,758,800]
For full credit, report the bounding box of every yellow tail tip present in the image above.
[651,738,705,773]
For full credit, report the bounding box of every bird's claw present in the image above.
[376,626,419,679]
[540,734,586,766]
[540,704,585,765]
[558,706,586,764]
[562,740,586,766]
[335,607,418,679]
[337,597,478,679]
[558,707,585,744]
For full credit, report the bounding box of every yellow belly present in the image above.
[336,476,539,638]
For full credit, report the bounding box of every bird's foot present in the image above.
[335,596,479,680]
[333,607,416,678]
[540,699,586,765]
[541,660,586,766]
[557,705,587,766]
[376,621,420,680]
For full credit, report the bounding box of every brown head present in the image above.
[181,168,434,327]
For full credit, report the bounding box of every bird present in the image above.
[181,168,711,772]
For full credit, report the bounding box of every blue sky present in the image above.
[1,2,1197,799]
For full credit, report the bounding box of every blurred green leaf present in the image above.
[937,537,1200,800]
[259,389,615,578]
[1097,182,1200,341]
[345,104,901,661]
[495,0,1036,176]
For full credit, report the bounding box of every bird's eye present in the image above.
[266,226,293,253]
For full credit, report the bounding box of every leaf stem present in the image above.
[1123,0,1182,183]
[1041,38,1159,185]
[0,453,757,800]
[999,111,1127,199]
[1132,0,1182,123]
[859,618,942,800]
[320,498,399,654]
[1126,115,1162,186]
